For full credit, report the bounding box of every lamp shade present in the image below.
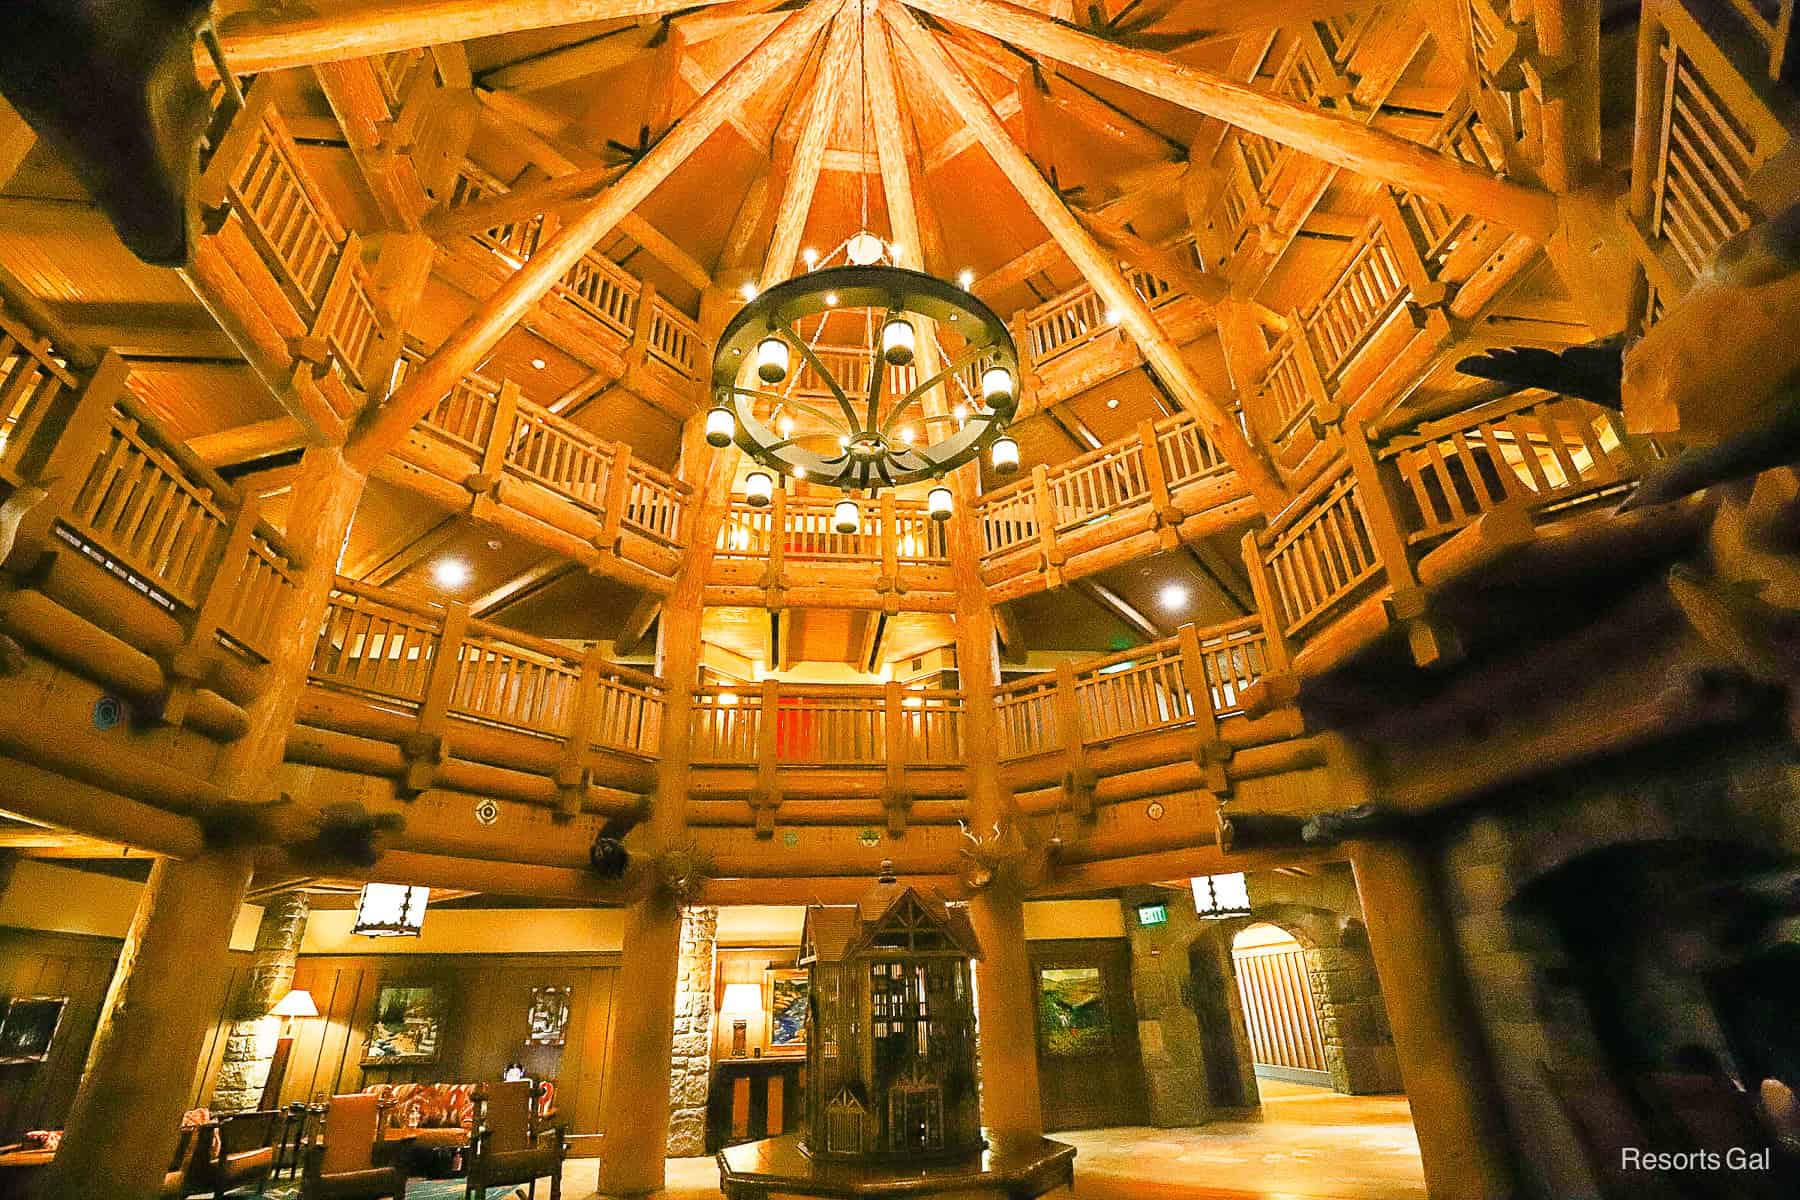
[832,498,860,535]
[927,485,953,521]
[991,436,1020,475]
[704,405,735,447]
[1191,872,1251,918]
[880,317,916,366]
[744,470,774,507]
[755,336,790,384]
[270,989,318,1019]
[353,883,429,937]
[720,983,763,1016]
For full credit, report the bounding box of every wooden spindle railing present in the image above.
[714,495,950,566]
[1258,463,1385,640]
[0,304,81,484]
[1018,236,1201,364]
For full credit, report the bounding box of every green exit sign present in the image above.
[1136,902,1169,927]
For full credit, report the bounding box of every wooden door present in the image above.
[1029,939,1146,1131]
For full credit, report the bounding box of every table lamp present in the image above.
[270,988,317,1035]
[719,983,763,1058]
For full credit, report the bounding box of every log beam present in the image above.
[886,4,1288,513]
[896,0,1559,240]
[760,12,859,289]
[350,0,842,472]
[205,0,732,76]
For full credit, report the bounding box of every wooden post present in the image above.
[1137,418,1179,542]
[1030,464,1063,584]
[883,680,910,836]
[166,493,263,727]
[403,601,469,795]
[1178,622,1229,791]
[44,851,254,1200]
[597,442,635,557]
[471,379,522,504]
[596,413,736,1196]
[628,280,659,368]
[1349,840,1516,1200]
[556,646,610,817]
[755,677,780,836]
[1052,659,1093,819]
[765,486,787,592]
[1239,528,1293,674]
[0,352,127,572]
[879,490,900,590]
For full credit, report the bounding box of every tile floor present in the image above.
[554,1081,1426,1199]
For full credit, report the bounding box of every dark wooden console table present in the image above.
[716,1131,1076,1199]
[706,1056,806,1152]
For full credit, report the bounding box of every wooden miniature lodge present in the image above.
[799,866,984,1163]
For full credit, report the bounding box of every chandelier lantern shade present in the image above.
[881,316,916,366]
[353,883,430,937]
[755,336,790,384]
[991,436,1020,475]
[705,405,736,448]
[745,470,775,507]
[833,498,860,534]
[927,485,953,520]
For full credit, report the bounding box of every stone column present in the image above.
[666,905,718,1156]
[211,889,310,1112]
[1349,840,1516,1200]
[45,850,254,1199]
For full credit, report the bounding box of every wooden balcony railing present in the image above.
[690,683,965,768]
[396,349,691,556]
[309,578,667,762]
[198,83,386,418]
[447,166,704,386]
[1019,237,1199,365]
[0,297,303,688]
[994,617,1271,762]
[974,412,1238,578]
[716,495,949,565]
[1257,462,1385,641]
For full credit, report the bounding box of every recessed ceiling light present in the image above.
[1159,583,1189,611]
[434,559,471,589]
[1106,398,1119,409]
[530,357,546,370]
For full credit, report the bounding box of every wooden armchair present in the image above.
[300,1093,408,1200]
[185,1109,281,1199]
[163,1126,201,1199]
[463,1081,565,1200]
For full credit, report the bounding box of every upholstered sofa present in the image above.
[357,1081,557,1172]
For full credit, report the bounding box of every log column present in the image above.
[211,890,310,1112]
[1348,840,1515,1200]
[597,417,735,1197]
[45,850,254,1199]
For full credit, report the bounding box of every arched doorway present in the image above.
[1230,923,1330,1087]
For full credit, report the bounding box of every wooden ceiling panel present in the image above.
[489,565,646,640]
[1003,587,1138,654]
[1089,548,1247,637]
[126,363,283,442]
[341,477,456,581]
[0,201,192,306]
[380,520,556,608]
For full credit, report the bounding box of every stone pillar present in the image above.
[211,889,310,1112]
[666,905,718,1157]
[45,850,254,1199]
[1350,840,1516,1200]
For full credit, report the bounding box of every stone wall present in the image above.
[1430,728,1800,1200]
[666,905,718,1157]
[211,891,309,1113]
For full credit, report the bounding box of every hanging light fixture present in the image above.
[706,1,1024,500]
[927,485,953,521]
[705,405,736,448]
[833,498,860,534]
[353,883,430,937]
[1191,873,1252,919]
[981,365,1016,414]
[745,470,775,507]
[880,316,915,366]
[991,436,1020,475]
[755,336,790,384]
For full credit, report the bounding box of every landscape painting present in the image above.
[1038,967,1109,1057]
[362,984,443,1065]
[765,969,808,1054]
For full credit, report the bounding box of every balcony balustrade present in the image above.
[0,295,304,733]
[708,490,954,608]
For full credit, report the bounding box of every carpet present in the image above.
[252,1181,535,1200]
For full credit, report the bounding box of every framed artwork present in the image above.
[362,984,443,1065]
[763,968,809,1055]
[1037,967,1109,1057]
[526,986,571,1046]
[0,997,67,1064]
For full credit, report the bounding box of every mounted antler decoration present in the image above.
[637,837,715,903]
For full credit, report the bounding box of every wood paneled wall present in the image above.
[191,952,621,1150]
[0,928,165,1140]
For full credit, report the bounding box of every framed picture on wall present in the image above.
[0,996,67,1064]
[362,984,443,1065]
[763,968,808,1055]
[526,986,571,1046]
[1036,967,1110,1057]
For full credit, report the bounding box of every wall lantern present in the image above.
[1190,873,1251,919]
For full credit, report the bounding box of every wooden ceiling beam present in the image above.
[352,515,464,586]
[760,11,859,289]
[866,18,945,275]
[1037,75,1185,163]
[204,0,734,76]
[187,416,310,468]
[886,4,1288,513]
[670,0,790,45]
[897,0,1560,240]
[470,560,579,616]
[350,0,845,472]
[478,21,666,92]
[616,592,664,653]
[1075,579,1160,640]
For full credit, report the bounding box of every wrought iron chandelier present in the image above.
[704,2,1022,533]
